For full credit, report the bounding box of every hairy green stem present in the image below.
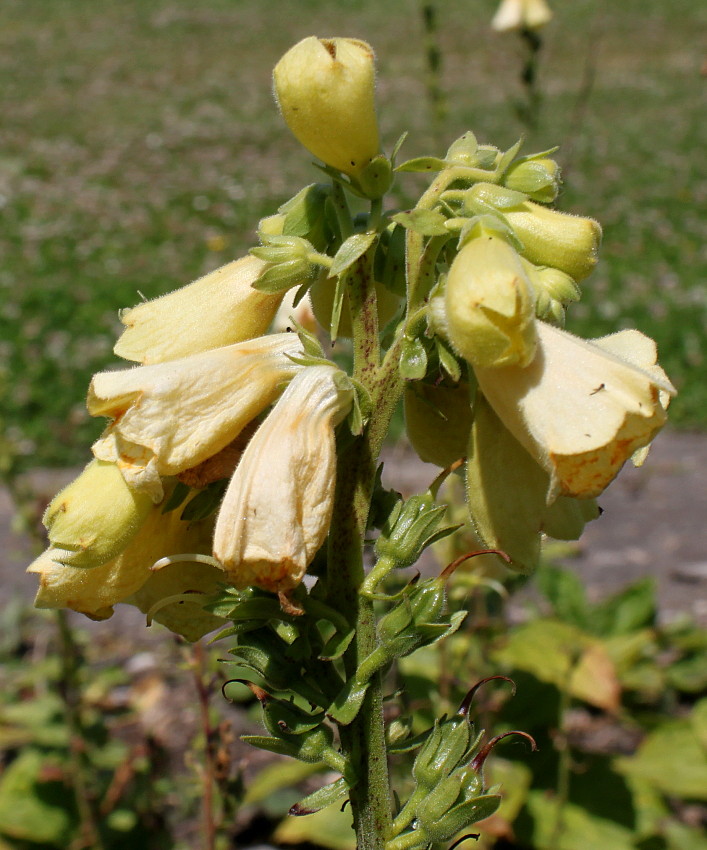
[326,217,404,848]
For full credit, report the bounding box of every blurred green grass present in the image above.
[1,0,705,469]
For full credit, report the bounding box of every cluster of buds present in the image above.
[387,678,535,850]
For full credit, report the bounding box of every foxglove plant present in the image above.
[29,36,674,850]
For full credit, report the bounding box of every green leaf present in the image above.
[523,790,635,850]
[536,565,589,630]
[161,480,190,513]
[243,759,324,806]
[0,751,76,846]
[591,578,657,636]
[330,232,377,278]
[290,776,349,815]
[616,717,707,800]
[391,209,449,236]
[274,800,355,850]
[327,680,370,726]
[180,479,228,521]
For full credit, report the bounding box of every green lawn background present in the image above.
[1,0,705,468]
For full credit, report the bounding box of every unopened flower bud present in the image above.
[43,460,152,568]
[504,201,602,281]
[445,236,537,368]
[273,37,380,180]
[504,157,561,203]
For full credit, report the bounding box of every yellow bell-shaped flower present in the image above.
[89,333,304,500]
[213,365,353,592]
[114,256,284,365]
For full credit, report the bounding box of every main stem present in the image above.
[327,246,403,849]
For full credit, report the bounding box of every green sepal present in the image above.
[445,131,479,165]
[161,480,190,514]
[279,183,333,251]
[180,479,228,521]
[416,610,466,643]
[252,258,311,294]
[330,231,378,278]
[346,377,372,437]
[421,793,502,843]
[387,727,432,755]
[290,317,327,360]
[391,209,449,236]
[290,776,349,816]
[389,131,409,167]
[262,698,326,737]
[375,495,459,571]
[399,336,428,380]
[457,213,523,252]
[395,155,449,173]
[496,137,525,176]
[435,337,462,382]
[468,181,529,210]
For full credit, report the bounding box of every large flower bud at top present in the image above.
[273,37,380,180]
[444,236,537,369]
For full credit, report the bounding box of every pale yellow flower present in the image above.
[29,493,223,640]
[474,322,675,501]
[273,37,380,178]
[89,333,304,500]
[213,365,353,592]
[444,236,537,369]
[114,256,285,365]
[42,459,152,568]
[466,393,599,573]
[492,0,553,32]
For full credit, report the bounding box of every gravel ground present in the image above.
[2,429,706,632]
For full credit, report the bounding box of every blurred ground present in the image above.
[3,428,706,633]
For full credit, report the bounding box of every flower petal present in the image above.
[114,256,285,364]
[213,365,353,592]
[89,333,304,499]
[475,322,675,500]
[29,492,214,620]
